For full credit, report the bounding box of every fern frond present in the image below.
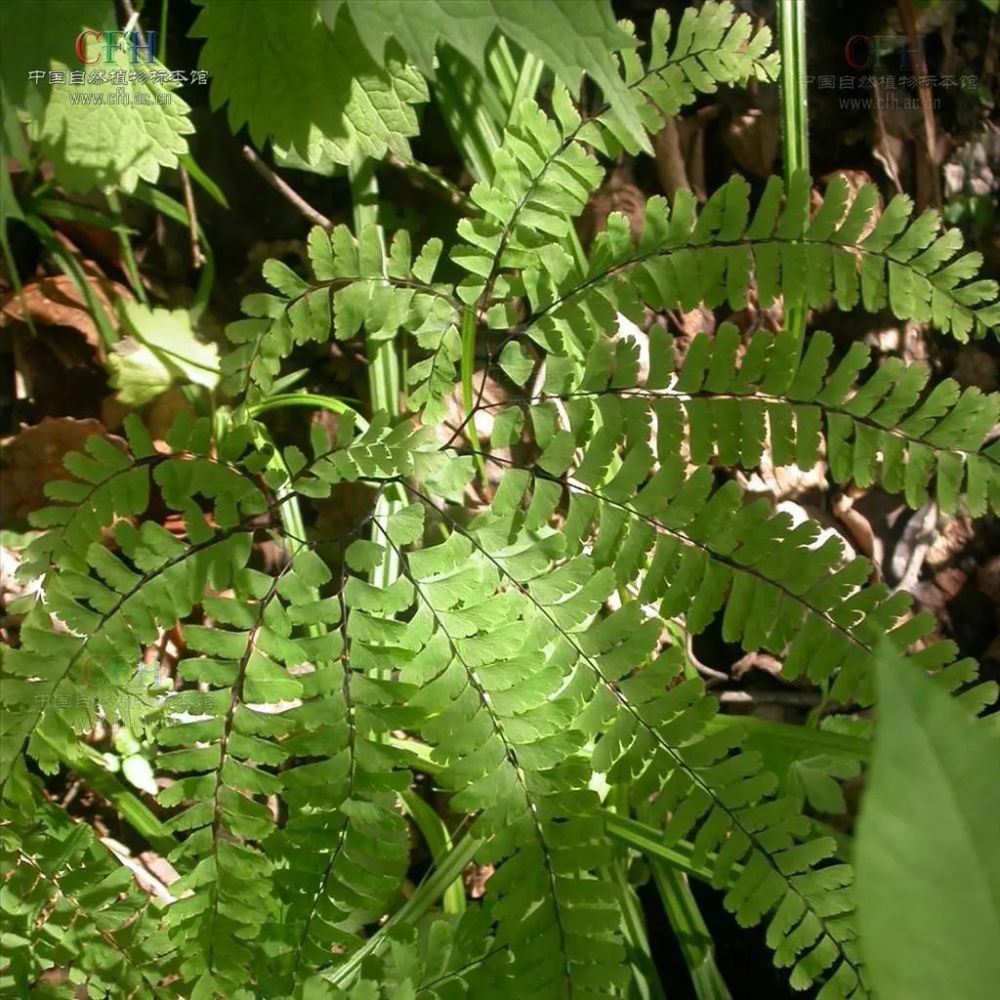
[324,913,502,999]
[451,4,776,334]
[262,546,412,990]
[490,321,1000,516]
[154,570,297,991]
[473,173,999,351]
[382,520,628,998]
[9,4,999,996]
[221,4,782,426]
[223,225,459,419]
[401,481,869,995]
[16,414,157,582]
[1,417,268,797]
[477,427,965,708]
[591,628,864,996]
[602,5,780,149]
[0,802,172,996]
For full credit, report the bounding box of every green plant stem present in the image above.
[605,812,743,888]
[1,226,32,338]
[387,734,442,773]
[434,51,502,183]
[507,52,543,125]
[487,36,519,106]
[250,424,323,642]
[610,861,669,1000]
[388,155,473,212]
[777,1,809,177]
[651,861,731,1000]
[400,789,466,915]
[129,183,214,315]
[322,828,484,988]
[106,190,148,305]
[179,153,229,209]
[22,214,117,348]
[247,392,368,431]
[157,0,168,64]
[777,0,809,359]
[706,714,871,762]
[266,456,308,560]
[349,153,402,658]
[390,733,750,885]
[31,197,121,232]
[607,785,668,1000]
[567,223,589,276]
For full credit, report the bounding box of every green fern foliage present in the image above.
[3,3,999,999]
[501,320,1000,515]
[487,172,999,350]
[1,801,170,996]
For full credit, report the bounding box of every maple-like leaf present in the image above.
[0,1,113,114]
[33,46,193,193]
[191,0,428,168]
[319,0,647,149]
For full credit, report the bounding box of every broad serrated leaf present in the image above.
[31,43,193,192]
[319,0,646,150]
[856,645,1000,1000]
[192,0,427,168]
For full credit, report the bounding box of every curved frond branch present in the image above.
[481,323,1000,516]
[508,174,998,351]
[372,520,591,997]
[284,557,357,980]
[268,532,411,989]
[471,3,779,321]
[401,481,865,995]
[461,450,938,707]
[1,523,263,798]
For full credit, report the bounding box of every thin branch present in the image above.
[118,0,143,41]
[241,145,332,230]
[718,689,822,707]
[179,166,204,268]
[899,0,942,208]
[387,155,473,212]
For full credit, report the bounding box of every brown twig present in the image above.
[899,0,942,208]
[718,689,821,707]
[118,0,144,42]
[178,166,204,268]
[731,651,785,681]
[103,838,176,904]
[241,145,332,230]
[121,0,205,269]
[684,633,729,683]
[870,76,904,195]
[387,155,473,212]
[893,501,938,595]
[832,487,881,585]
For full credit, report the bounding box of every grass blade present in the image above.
[651,861,732,1000]
[400,789,466,916]
[777,0,809,359]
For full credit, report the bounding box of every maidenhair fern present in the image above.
[3,4,998,999]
